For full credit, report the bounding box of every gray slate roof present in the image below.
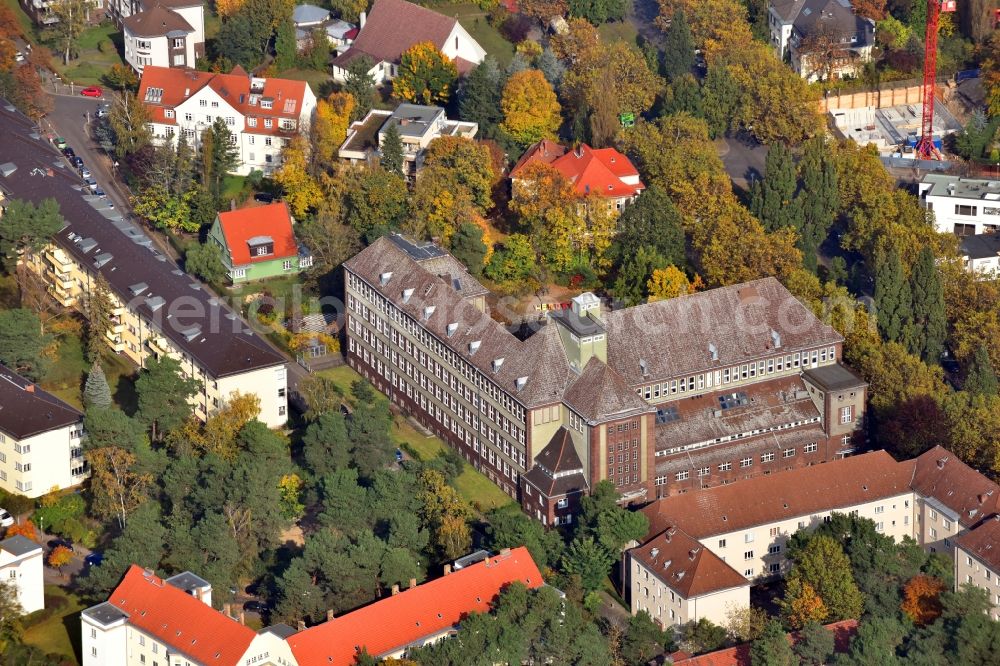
[0,535,41,557]
[82,601,130,627]
[292,3,330,25]
[0,364,82,440]
[802,364,867,392]
[961,233,1000,260]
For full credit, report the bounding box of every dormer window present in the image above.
[247,235,274,257]
[264,119,273,129]
[261,98,273,110]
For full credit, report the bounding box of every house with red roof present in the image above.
[331,0,486,84]
[207,202,312,283]
[510,140,645,212]
[138,65,318,175]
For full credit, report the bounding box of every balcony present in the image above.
[104,330,125,353]
[44,248,72,270]
[45,268,74,289]
[47,283,76,307]
[109,315,125,334]
[146,336,170,356]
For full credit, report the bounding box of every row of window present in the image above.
[655,444,819,485]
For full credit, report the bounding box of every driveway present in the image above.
[717,136,768,194]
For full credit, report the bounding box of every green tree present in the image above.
[185,242,227,284]
[749,619,795,666]
[0,198,64,271]
[202,117,240,201]
[622,611,674,665]
[664,72,704,117]
[135,356,200,440]
[613,246,668,307]
[45,0,89,65]
[458,56,504,138]
[84,361,112,408]
[344,168,409,241]
[484,504,564,570]
[302,411,351,478]
[909,246,946,363]
[615,186,686,268]
[797,135,839,272]
[842,615,906,665]
[701,65,740,138]
[787,535,864,622]
[568,0,627,25]
[662,9,695,81]
[344,55,376,121]
[380,122,404,176]
[537,47,565,88]
[217,5,272,67]
[86,274,114,362]
[750,142,801,233]
[561,536,612,591]
[0,308,49,380]
[483,233,536,284]
[965,345,998,397]
[0,577,24,652]
[794,621,835,666]
[108,91,152,158]
[449,223,488,276]
[874,248,913,344]
[274,16,297,70]
[682,618,728,653]
[77,499,165,599]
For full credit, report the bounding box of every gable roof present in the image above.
[961,233,1000,261]
[288,547,543,665]
[108,566,256,665]
[0,535,42,558]
[563,357,652,422]
[672,620,858,665]
[510,142,644,199]
[0,364,82,440]
[955,516,1000,571]
[123,2,194,37]
[641,450,915,540]
[911,446,1000,527]
[216,202,299,266]
[337,0,457,67]
[631,524,749,598]
[523,427,589,498]
[509,139,567,174]
[791,0,874,42]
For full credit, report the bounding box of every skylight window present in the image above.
[656,405,680,424]
[718,392,750,410]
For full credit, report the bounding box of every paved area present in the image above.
[716,136,767,194]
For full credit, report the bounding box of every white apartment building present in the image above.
[0,365,86,498]
[960,233,1000,277]
[955,516,1000,621]
[0,536,44,614]
[769,0,875,82]
[920,173,1000,236]
[138,66,318,176]
[122,0,205,73]
[0,101,289,429]
[628,446,1000,630]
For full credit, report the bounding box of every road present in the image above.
[716,135,767,195]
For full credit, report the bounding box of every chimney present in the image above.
[444,564,452,575]
[408,578,417,588]
[238,612,245,626]
[391,584,400,596]
[359,10,366,28]
[24,384,35,392]
[500,547,511,556]
[297,620,306,631]
[326,609,334,621]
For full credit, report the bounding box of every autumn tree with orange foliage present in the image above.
[501,70,561,145]
[780,577,828,629]
[4,520,37,540]
[48,545,73,575]
[901,574,945,626]
[311,92,355,170]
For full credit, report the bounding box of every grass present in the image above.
[316,365,514,512]
[39,323,138,411]
[221,175,249,201]
[53,23,125,86]
[23,585,86,664]
[434,2,515,67]
[598,20,640,46]
[279,68,333,96]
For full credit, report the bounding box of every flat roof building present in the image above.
[919,174,1000,236]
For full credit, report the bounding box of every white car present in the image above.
[0,509,14,528]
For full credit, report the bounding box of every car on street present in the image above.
[0,508,13,528]
[254,192,275,204]
[14,52,24,63]
[80,86,103,98]
[83,177,97,191]
[243,600,268,613]
[71,156,84,168]
[54,137,68,150]
[79,167,91,179]
[62,146,75,158]
[94,187,106,198]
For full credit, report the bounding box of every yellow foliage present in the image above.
[312,92,355,168]
[392,41,457,105]
[289,331,340,355]
[216,0,244,18]
[647,265,704,302]
[501,70,561,145]
[274,135,322,218]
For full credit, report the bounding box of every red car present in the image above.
[80,86,103,98]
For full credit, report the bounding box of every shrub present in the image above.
[97,39,115,54]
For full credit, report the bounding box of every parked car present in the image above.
[253,192,275,204]
[70,156,84,168]
[48,538,75,553]
[83,177,97,191]
[84,552,103,568]
[105,201,115,210]
[53,137,68,150]
[80,86,103,98]
[243,600,268,613]
[14,52,24,63]
[0,509,13,528]
[395,449,404,463]
[95,106,108,118]
[94,187,106,198]
[79,167,91,179]
[62,147,75,158]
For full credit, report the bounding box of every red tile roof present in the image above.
[672,620,859,665]
[632,524,749,598]
[510,141,644,199]
[911,445,1000,527]
[288,547,543,665]
[109,566,255,665]
[137,66,310,136]
[217,202,299,266]
[955,515,1000,570]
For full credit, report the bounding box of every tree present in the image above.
[615,186,686,268]
[562,536,612,591]
[662,9,695,80]
[909,247,946,363]
[647,266,703,302]
[78,501,166,599]
[622,611,673,665]
[103,63,139,91]
[780,576,828,629]
[750,142,800,233]
[0,577,24,652]
[874,248,913,345]
[842,615,906,665]
[185,241,227,284]
[312,92,355,169]
[794,621,835,666]
[331,0,367,21]
[459,57,504,138]
[379,122,404,176]
[797,20,856,82]
[449,223,489,276]
[274,135,322,217]
[84,274,114,362]
[901,574,945,626]
[202,117,239,201]
[47,545,73,576]
[749,619,795,666]
[344,169,409,241]
[108,91,152,158]
[84,361,112,408]
[965,346,998,397]
[4,520,36,540]
[724,603,769,643]
[519,0,569,20]
[86,446,153,529]
[418,469,471,560]
[786,535,863,622]
[537,47,565,88]
[0,198,64,271]
[393,41,458,105]
[45,0,88,65]
[614,246,669,306]
[135,356,200,440]
[274,16,297,70]
[217,4,273,67]
[0,308,49,380]
[344,55,376,120]
[484,234,536,285]
[302,411,351,477]
[568,0,627,24]
[682,618,728,654]
[424,137,496,211]
[501,70,561,146]
[797,135,838,272]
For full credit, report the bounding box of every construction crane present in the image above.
[915,0,957,159]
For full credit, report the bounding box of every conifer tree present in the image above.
[750,142,801,233]
[86,275,114,362]
[662,10,695,81]
[796,135,838,272]
[380,123,404,176]
[874,248,912,344]
[749,619,795,666]
[458,57,503,138]
[84,361,113,409]
[964,345,998,397]
[909,247,946,363]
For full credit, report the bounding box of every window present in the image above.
[840,405,853,424]
[769,563,781,573]
[745,532,754,543]
[740,457,753,468]
[944,519,952,530]
[783,448,795,458]
[226,116,236,126]
[282,260,293,270]
[173,38,184,48]
[745,568,754,577]
[718,462,732,472]
[697,467,710,477]
[265,137,273,146]
[264,118,273,128]
[804,442,818,453]
[556,498,569,509]
[744,551,754,560]
[955,204,978,216]
[90,628,96,639]
[875,505,884,514]
[718,539,727,548]
[761,452,775,463]
[675,471,689,481]
[875,522,884,532]
[184,112,193,122]
[248,117,257,127]
[769,527,779,537]
[199,99,207,107]
[930,527,938,538]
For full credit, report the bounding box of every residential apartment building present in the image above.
[122,0,205,73]
[343,236,862,524]
[83,548,543,666]
[919,173,1000,236]
[338,104,477,178]
[510,140,645,212]
[330,0,485,84]
[0,100,289,428]
[19,0,102,26]
[0,536,44,614]
[627,446,1000,630]
[769,0,875,82]
[955,517,1000,621]
[960,233,1000,277]
[138,65,317,176]
[0,364,86,498]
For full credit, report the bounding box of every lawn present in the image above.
[598,20,640,46]
[280,68,332,97]
[435,2,515,67]
[40,322,138,411]
[316,365,514,512]
[55,23,125,86]
[22,585,86,664]
[221,175,249,201]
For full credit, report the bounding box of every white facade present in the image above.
[440,23,486,67]
[121,2,205,73]
[0,538,44,615]
[630,556,750,629]
[0,422,87,499]
[920,174,1000,236]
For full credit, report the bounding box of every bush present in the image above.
[34,493,86,535]
[98,39,115,54]
[0,489,34,518]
